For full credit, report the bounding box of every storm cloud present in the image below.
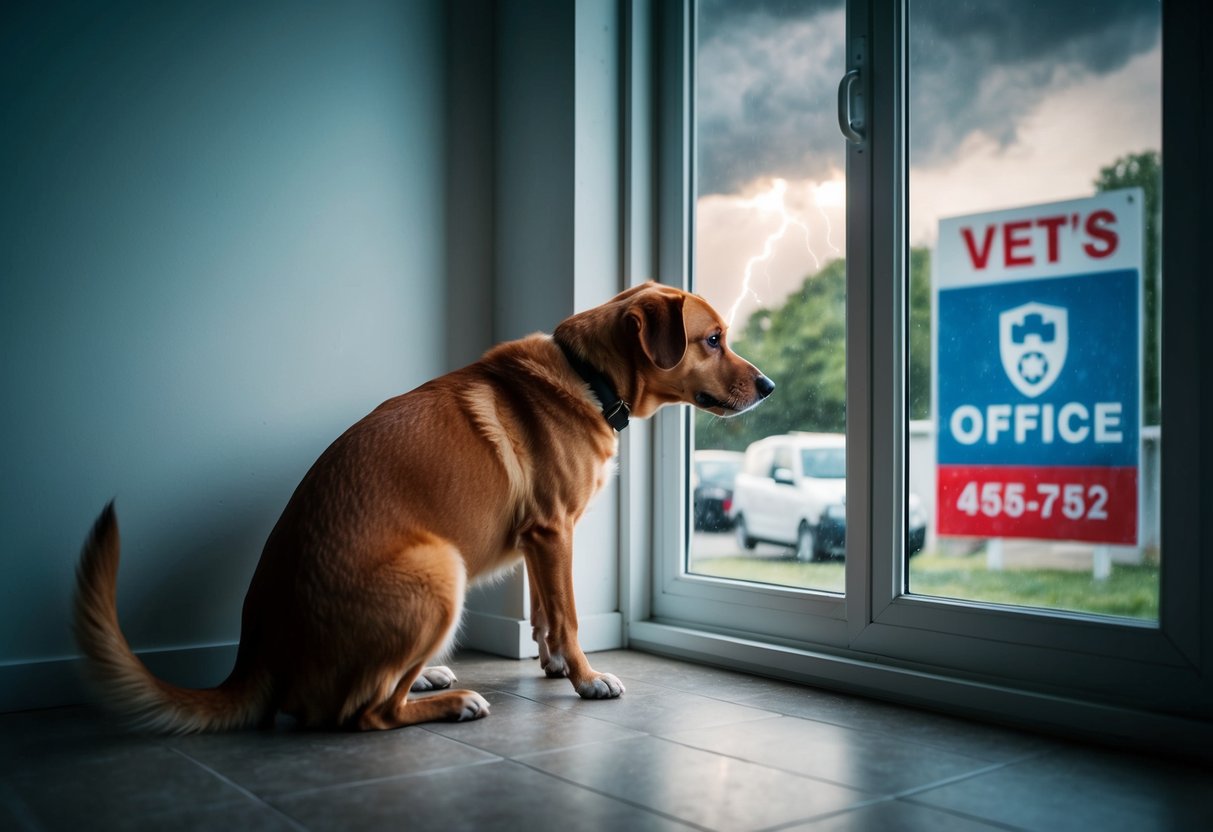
[697,0,1161,196]
[697,0,846,196]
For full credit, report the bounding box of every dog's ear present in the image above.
[627,293,687,371]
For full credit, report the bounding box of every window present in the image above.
[801,448,845,480]
[648,0,851,647]
[633,0,1211,749]
[905,0,1162,621]
[687,0,849,595]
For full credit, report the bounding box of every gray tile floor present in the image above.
[1,649,1209,831]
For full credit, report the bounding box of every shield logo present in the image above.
[999,302,1068,398]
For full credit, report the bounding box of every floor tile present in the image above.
[272,758,696,831]
[114,801,303,832]
[518,735,871,831]
[739,687,1051,763]
[0,706,145,776]
[422,689,644,757]
[788,798,1009,831]
[665,715,994,794]
[168,721,498,798]
[0,781,38,832]
[909,745,1213,831]
[2,744,255,830]
[448,649,789,710]
[502,677,781,735]
[3,651,1208,832]
[588,650,803,700]
[439,651,546,688]
[452,660,619,705]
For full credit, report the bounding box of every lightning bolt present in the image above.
[814,178,844,256]
[818,204,840,255]
[725,178,822,328]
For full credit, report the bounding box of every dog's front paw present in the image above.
[541,652,568,678]
[411,665,457,691]
[576,672,625,699]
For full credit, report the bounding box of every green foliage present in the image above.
[1094,150,1160,425]
[691,552,1158,619]
[697,250,934,450]
[907,246,932,421]
[696,257,847,451]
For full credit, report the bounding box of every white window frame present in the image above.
[624,0,1213,754]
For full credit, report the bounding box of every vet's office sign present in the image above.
[934,190,1143,544]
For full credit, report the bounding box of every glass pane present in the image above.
[906,0,1161,620]
[688,0,847,593]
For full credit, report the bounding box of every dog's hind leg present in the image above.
[527,566,560,677]
[357,666,488,730]
[342,537,489,731]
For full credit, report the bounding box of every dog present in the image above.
[73,282,774,732]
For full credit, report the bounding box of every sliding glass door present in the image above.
[856,0,1208,715]
[905,0,1161,622]
[641,0,1209,736]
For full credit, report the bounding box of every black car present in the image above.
[693,451,744,532]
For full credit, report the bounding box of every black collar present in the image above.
[556,341,630,431]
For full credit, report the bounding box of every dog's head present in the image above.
[554,283,774,420]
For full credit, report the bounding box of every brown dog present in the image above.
[73,283,774,732]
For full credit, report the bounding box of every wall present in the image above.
[0,0,451,708]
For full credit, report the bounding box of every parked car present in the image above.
[693,450,744,531]
[729,433,927,561]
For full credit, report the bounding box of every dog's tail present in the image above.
[73,503,270,734]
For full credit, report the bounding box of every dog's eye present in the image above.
[706,333,722,350]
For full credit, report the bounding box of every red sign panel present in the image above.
[936,465,1137,543]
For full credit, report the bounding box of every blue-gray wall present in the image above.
[0,0,454,704]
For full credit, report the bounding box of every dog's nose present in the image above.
[755,375,775,399]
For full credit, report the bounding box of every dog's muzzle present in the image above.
[696,375,774,412]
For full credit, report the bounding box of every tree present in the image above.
[907,246,932,421]
[1094,150,1160,425]
[695,249,934,452]
[696,258,847,452]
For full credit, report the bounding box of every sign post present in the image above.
[934,190,1143,548]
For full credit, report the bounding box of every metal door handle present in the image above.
[838,68,865,145]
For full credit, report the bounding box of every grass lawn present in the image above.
[690,552,1159,620]
[691,557,846,593]
[908,553,1159,619]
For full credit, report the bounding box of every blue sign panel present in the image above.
[936,269,1139,467]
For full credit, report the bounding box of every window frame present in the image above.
[627,0,1213,749]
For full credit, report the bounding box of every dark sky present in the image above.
[696,0,1161,196]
